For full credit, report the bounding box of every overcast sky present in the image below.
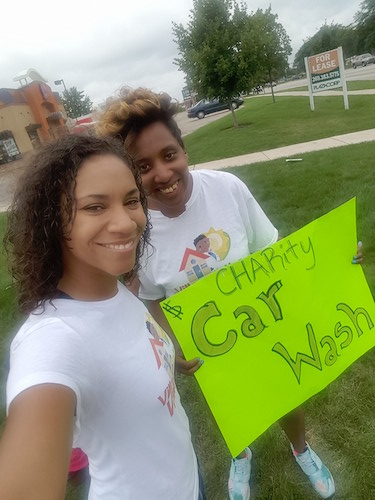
[0,0,362,106]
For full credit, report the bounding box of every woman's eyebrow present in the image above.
[77,188,140,201]
[134,145,176,160]
[76,194,108,201]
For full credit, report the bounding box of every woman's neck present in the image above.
[148,199,187,218]
[58,272,118,301]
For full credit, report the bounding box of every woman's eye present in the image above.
[165,151,176,161]
[84,205,104,212]
[137,163,151,173]
[126,199,141,209]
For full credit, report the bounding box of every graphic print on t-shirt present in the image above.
[146,314,176,416]
[178,227,231,289]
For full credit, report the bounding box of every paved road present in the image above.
[175,107,235,137]
[0,157,29,212]
[1,65,374,213]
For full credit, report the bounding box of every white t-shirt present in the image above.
[6,283,199,500]
[139,169,278,300]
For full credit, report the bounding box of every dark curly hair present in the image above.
[96,87,184,152]
[3,134,150,315]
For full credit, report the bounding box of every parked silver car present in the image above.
[352,53,375,68]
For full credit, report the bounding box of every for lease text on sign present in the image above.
[308,49,342,92]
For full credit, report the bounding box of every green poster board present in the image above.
[161,199,375,457]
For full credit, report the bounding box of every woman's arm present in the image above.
[0,384,76,500]
[145,299,203,376]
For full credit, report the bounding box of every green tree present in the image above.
[293,23,358,71]
[173,0,250,127]
[61,87,93,119]
[243,8,291,103]
[173,0,251,127]
[173,0,292,126]
[354,0,375,52]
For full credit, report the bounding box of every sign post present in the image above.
[337,47,349,110]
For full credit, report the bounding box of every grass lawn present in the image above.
[184,94,375,165]
[279,80,375,93]
[0,216,20,424]
[1,140,375,498]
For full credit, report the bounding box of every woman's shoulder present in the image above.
[193,168,243,185]
[192,169,247,195]
[10,313,79,354]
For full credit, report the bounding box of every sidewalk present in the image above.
[190,128,375,171]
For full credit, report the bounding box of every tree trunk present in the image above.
[269,69,276,103]
[230,107,239,127]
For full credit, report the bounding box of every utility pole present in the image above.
[54,79,67,92]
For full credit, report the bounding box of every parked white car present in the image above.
[352,53,375,68]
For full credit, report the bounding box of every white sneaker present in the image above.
[291,442,335,499]
[228,447,252,500]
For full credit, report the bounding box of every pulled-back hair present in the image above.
[96,87,184,152]
[4,134,150,314]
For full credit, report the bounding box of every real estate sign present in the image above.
[308,49,342,92]
[304,46,348,110]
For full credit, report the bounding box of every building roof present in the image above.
[13,68,48,85]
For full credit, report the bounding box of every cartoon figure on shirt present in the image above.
[146,315,176,416]
[204,227,231,260]
[178,227,231,287]
[194,234,220,261]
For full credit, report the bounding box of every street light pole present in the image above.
[54,79,67,92]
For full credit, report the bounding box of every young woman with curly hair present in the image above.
[97,87,336,500]
[0,134,202,500]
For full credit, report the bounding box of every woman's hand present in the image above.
[352,241,363,264]
[175,348,204,376]
[144,299,204,376]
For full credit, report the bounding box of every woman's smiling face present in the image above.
[131,121,193,218]
[61,153,146,290]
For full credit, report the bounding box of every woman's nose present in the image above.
[153,160,171,183]
[107,206,137,233]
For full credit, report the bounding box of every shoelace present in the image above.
[233,456,249,477]
[297,451,319,475]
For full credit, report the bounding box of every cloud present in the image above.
[0,0,362,105]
